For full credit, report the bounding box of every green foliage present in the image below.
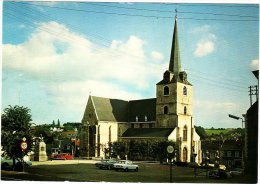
[194,126,207,139]
[1,105,33,160]
[33,125,54,144]
[57,119,61,127]
[110,140,176,161]
[63,122,81,131]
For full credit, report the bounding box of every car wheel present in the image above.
[135,167,138,172]
[125,168,128,172]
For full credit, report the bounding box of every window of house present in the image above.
[118,127,121,135]
[136,116,138,122]
[131,123,134,128]
[210,153,215,158]
[145,116,147,122]
[235,151,239,158]
[183,126,187,141]
[183,86,187,95]
[140,124,143,128]
[184,106,187,115]
[227,151,232,157]
[164,106,168,114]
[164,86,169,96]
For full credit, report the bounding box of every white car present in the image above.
[113,160,139,172]
[1,157,32,170]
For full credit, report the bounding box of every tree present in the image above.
[57,119,61,127]
[1,105,33,167]
[195,126,207,139]
[52,120,55,127]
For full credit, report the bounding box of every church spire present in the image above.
[169,16,181,75]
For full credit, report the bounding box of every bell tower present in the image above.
[156,17,194,162]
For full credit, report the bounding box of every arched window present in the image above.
[164,86,169,96]
[183,126,187,141]
[145,116,148,122]
[183,86,187,95]
[136,116,138,122]
[184,106,187,115]
[164,106,168,114]
[108,126,111,143]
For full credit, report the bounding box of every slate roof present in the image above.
[128,98,156,122]
[121,128,175,138]
[90,96,156,122]
[91,96,128,122]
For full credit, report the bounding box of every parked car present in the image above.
[229,168,244,177]
[208,169,229,179]
[95,159,110,167]
[1,157,32,170]
[99,159,118,170]
[113,160,139,172]
[50,153,74,160]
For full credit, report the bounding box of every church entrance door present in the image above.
[183,147,188,162]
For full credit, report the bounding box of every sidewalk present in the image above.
[32,159,98,166]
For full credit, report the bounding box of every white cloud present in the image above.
[250,59,259,71]
[3,21,164,105]
[192,25,217,57]
[151,51,164,62]
[190,25,210,34]
[194,40,215,57]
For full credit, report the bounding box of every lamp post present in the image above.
[205,150,210,178]
[228,114,245,168]
[86,121,90,159]
[228,114,245,129]
[74,128,77,157]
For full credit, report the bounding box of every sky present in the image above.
[2,1,259,128]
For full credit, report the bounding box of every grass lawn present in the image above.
[205,129,234,136]
[7,162,251,183]
[1,160,255,183]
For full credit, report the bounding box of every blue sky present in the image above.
[2,1,259,128]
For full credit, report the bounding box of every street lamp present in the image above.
[74,128,77,157]
[228,114,245,128]
[228,114,245,169]
[86,121,90,159]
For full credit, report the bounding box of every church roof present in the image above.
[91,96,128,122]
[128,98,156,122]
[90,96,156,122]
[121,128,175,138]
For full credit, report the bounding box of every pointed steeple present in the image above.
[169,16,181,75]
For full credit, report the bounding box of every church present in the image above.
[80,17,202,163]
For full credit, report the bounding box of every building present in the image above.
[244,70,258,182]
[80,17,202,163]
[201,140,243,168]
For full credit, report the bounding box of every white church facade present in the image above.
[80,17,202,163]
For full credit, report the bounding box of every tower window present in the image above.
[184,106,187,115]
[163,106,168,114]
[164,86,169,96]
[183,86,187,95]
[183,126,187,141]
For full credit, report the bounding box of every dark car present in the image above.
[95,159,110,167]
[99,160,118,170]
[208,169,228,179]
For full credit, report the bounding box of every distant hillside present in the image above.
[205,128,234,136]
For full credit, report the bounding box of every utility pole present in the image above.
[248,85,258,106]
